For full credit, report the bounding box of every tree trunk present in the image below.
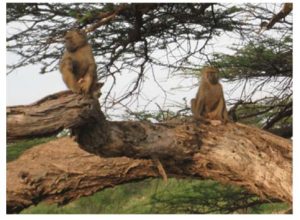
[6,92,292,213]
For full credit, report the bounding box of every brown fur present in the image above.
[59,29,100,98]
[191,66,229,122]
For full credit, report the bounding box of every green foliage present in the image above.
[21,178,288,214]
[101,3,115,12]
[231,97,292,127]
[68,9,78,18]
[210,36,292,79]
[6,3,38,22]
[7,137,55,162]
[224,6,242,14]
[68,8,100,25]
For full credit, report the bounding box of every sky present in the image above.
[5,18,273,118]
[6,26,288,122]
[4,2,236,109]
[6,14,239,118]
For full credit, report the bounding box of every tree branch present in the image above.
[6,92,292,213]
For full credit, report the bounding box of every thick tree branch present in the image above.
[6,92,292,213]
[7,91,107,142]
[7,138,159,213]
[265,3,293,30]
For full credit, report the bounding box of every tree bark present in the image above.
[7,91,107,142]
[7,138,159,213]
[6,92,292,213]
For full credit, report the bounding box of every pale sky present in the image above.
[6,32,284,121]
[4,1,294,119]
[6,25,239,117]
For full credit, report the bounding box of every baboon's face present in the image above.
[64,30,87,52]
[203,68,219,84]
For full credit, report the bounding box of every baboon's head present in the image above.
[202,66,219,84]
[64,29,87,52]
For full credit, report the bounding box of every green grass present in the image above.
[7,136,55,162]
[21,178,169,214]
[21,178,289,214]
[249,202,290,214]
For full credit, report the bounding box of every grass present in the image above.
[21,178,171,214]
[21,178,289,214]
[7,136,56,162]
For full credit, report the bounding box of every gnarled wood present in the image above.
[7,91,108,142]
[6,92,292,213]
[7,138,159,213]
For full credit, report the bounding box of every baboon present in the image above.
[191,66,228,122]
[59,29,100,98]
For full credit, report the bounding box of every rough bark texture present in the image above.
[6,92,292,213]
[7,91,108,143]
[7,138,159,213]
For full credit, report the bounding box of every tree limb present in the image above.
[6,92,292,213]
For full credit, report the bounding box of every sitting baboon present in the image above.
[191,66,229,122]
[59,29,101,98]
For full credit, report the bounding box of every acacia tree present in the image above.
[6,3,292,213]
[6,3,252,108]
[208,37,292,137]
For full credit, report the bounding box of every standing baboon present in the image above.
[191,66,228,122]
[59,29,100,98]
